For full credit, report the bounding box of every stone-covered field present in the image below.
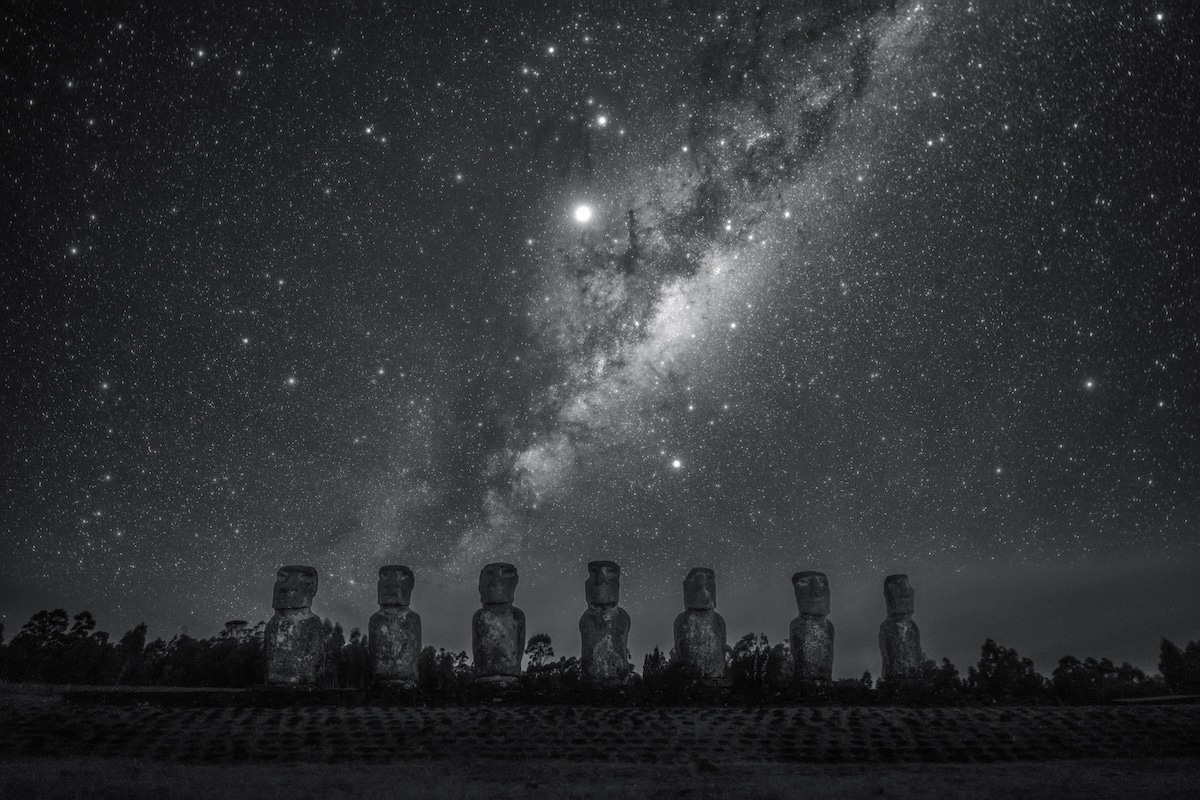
[2,687,1198,797]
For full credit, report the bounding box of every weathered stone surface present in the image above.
[879,573,925,680]
[579,560,631,686]
[264,565,324,687]
[471,562,525,683]
[673,567,727,682]
[369,565,421,685]
[790,570,834,683]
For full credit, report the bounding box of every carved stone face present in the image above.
[792,571,830,616]
[479,562,518,605]
[586,560,621,607]
[272,565,318,611]
[683,567,717,611]
[884,573,915,616]
[378,565,414,607]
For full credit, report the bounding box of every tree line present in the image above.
[2,610,1198,704]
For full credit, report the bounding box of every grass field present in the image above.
[2,685,1197,798]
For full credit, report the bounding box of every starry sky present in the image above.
[2,1,1198,678]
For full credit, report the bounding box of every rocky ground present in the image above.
[1,686,1198,797]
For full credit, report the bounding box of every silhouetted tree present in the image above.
[417,646,470,695]
[643,646,693,694]
[1053,654,1158,703]
[61,615,110,684]
[323,620,345,689]
[140,637,169,684]
[220,620,249,640]
[114,623,149,684]
[829,671,876,704]
[730,632,770,690]
[6,609,71,681]
[341,628,371,689]
[69,611,96,638]
[523,655,583,694]
[1159,639,1200,694]
[917,658,964,701]
[643,646,669,680]
[525,633,554,669]
[967,639,1048,702]
[764,641,793,690]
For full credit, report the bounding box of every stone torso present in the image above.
[368,606,421,683]
[579,605,631,685]
[673,609,727,681]
[264,609,325,687]
[790,615,834,682]
[472,605,526,678]
[879,616,923,679]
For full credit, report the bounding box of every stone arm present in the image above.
[513,606,526,661]
[617,607,632,665]
[470,608,485,670]
[412,609,423,646]
[715,612,729,677]
[879,621,893,675]
[615,607,632,638]
[263,616,279,663]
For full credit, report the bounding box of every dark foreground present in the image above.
[3,757,1200,799]
[2,687,1198,798]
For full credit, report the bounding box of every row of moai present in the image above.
[264,562,925,688]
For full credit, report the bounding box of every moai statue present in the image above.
[471,562,526,685]
[368,565,422,686]
[673,567,727,682]
[879,573,925,680]
[264,565,325,688]
[790,570,834,683]
[579,560,632,686]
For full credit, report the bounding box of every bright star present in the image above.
[574,204,593,223]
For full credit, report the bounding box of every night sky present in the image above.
[3,1,1198,679]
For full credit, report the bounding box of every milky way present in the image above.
[3,1,1197,674]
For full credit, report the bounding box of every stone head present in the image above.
[479,562,519,605]
[585,560,621,607]
[884,573,915,616]
[378,564,414,607]
[683,567,717,611]
[792,570,830,616]
[272,565,318,611]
